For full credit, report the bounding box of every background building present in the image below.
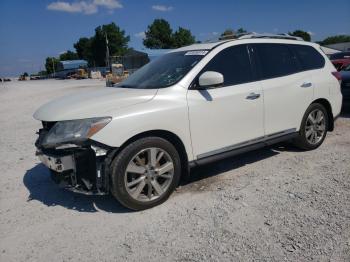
[54,60,88,78]
[324,42,350,52]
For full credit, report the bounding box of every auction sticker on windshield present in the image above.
[185,50,208,56]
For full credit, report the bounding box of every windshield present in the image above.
[116,50,208,89]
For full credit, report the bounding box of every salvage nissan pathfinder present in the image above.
[34,34,342,210]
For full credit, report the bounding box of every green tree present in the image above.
[38,70,47,76]
[44,22,130,69]
[172,27,195,48]
[220,28,247,40]
[320,35,350,45]
[91,22,130,66]
[59,50,79,61]
[23,72,28,77]
[236,28,247,34]
[289,30,311,41]
[143,19,174,49]
[74,37,92,61]
[45,57,60,74]
[221,29,235,38]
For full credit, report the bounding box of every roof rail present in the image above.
[237,32,304,41]
[219,32,304,41]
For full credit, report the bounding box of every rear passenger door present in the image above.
[252,43,314,136]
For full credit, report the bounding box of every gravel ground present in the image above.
[0,79,349,262]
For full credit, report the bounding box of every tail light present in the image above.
[332,71,342,84]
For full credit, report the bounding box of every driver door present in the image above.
[187,44,264,159]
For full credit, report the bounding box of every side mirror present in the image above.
[198,71,224,89]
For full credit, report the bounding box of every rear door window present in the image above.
[202,44,255,86]
[289,44,325,70]
[253,44,299,79]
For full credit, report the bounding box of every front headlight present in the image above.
[42,117,111,146]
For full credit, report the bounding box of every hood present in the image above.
[33,87,158,121]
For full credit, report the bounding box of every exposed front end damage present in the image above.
[35,121,116,195]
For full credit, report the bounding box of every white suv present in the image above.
[34,35,342,210]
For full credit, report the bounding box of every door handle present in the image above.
[246,92,261,100]
[300,82,312,88]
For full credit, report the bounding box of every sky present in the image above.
[0,0,349,77]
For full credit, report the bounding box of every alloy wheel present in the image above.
[124,147,174,202]
[305,109,326,145]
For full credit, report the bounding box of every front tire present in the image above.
[110,137,181,210]
[294,103,328,150]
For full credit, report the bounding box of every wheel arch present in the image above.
[311,98,334,131]
[113,129,190,179]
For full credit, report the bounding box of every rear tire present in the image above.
[293,103,329,150]
[110,137,181,211]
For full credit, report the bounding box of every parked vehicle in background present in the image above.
[340,64,350,104]
[330,51,350,71]
[34,34,343,210]
[18,75,29,81]
[30,75,41,80]
[72,68,88,79]
[106,63,129,87]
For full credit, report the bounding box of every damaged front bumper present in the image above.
[35,123,116,195]
[37,152,75,173]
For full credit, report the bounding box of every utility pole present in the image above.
[105,33,111,71]
[51,57,56,78]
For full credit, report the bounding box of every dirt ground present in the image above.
[0,79,349,262]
